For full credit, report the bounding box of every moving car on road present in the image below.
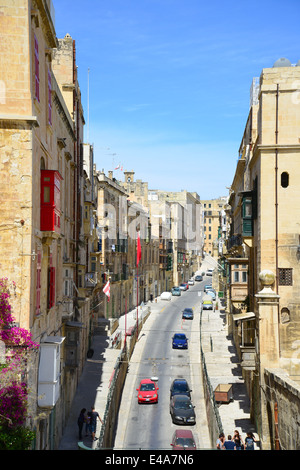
[171,286,181,296]
[194,275,203,281]
[170,379,192,399]
[188,279,194,285]
[172,333,188,349]
[136,379,159,404]
[179,283,188,291]
[182,308,194,320]
[170,430,197,449]
[170,395,196,425]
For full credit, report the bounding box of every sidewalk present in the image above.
[58,273,259,450]
[201,303,259,448]
[199,260,259,448]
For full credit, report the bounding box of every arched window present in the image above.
[281,172,289,188]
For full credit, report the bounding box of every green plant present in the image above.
[0,425,35,450]
[0,278,38,449]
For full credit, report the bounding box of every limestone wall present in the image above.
[264,368,300,450]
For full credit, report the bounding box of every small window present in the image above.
[43,186,50,203]
[278,268,293,286]
[281,172,289,188]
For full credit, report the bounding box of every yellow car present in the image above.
[202,300,213,310]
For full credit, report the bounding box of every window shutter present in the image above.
[34,35,40,101]
[36,250,41,315]
[48,69,52,125]
[48,267,56,308]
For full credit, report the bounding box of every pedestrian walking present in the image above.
[223,435,236,450]
[77,408,86,441]
[244,431,256,450]
[87,406,103,441]
[216,432,225,450]
[233,429,244,450]
[85,410,90,436]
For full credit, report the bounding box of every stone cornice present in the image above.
[34,0,57,49]
[0,114,40,128]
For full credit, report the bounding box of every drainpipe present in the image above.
[275,84,280,357]
[274,402,280,450]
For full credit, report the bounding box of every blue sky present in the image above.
[53,0,300,199]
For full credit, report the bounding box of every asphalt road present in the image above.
[116,280,208,450]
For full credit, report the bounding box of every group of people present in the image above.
[77,406,103,442]
[217,430,257,450]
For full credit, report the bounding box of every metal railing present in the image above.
[199,312,223,441]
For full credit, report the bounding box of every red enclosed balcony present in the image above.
[40,170,63,233]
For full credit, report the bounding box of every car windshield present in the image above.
[174,334,185,340]
[140,383,155,391]
[174,382,188,391]
[174,399,192,409]
[175,438,195,448]
[184,308,193,313]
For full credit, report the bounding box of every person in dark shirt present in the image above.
[223,435,236,450]
[77,408,86,440]
[245,431,256,450]
[87,406,103,441]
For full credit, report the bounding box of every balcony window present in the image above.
[40,170,63,233]
[242,196,253,236]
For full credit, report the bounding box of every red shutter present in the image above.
[48,267,56,309]
[36,250,41,315]
[48,68,52,125]
[34,35,40,101]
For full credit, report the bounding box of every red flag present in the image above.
[103,280,110,301]
[136,232,141,267]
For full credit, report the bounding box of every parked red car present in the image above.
[170,429,197,450]
[136,379,159,404]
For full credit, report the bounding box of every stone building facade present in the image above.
[224,59,300,449]
[201,197,227,257]
[0,0,97,449]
